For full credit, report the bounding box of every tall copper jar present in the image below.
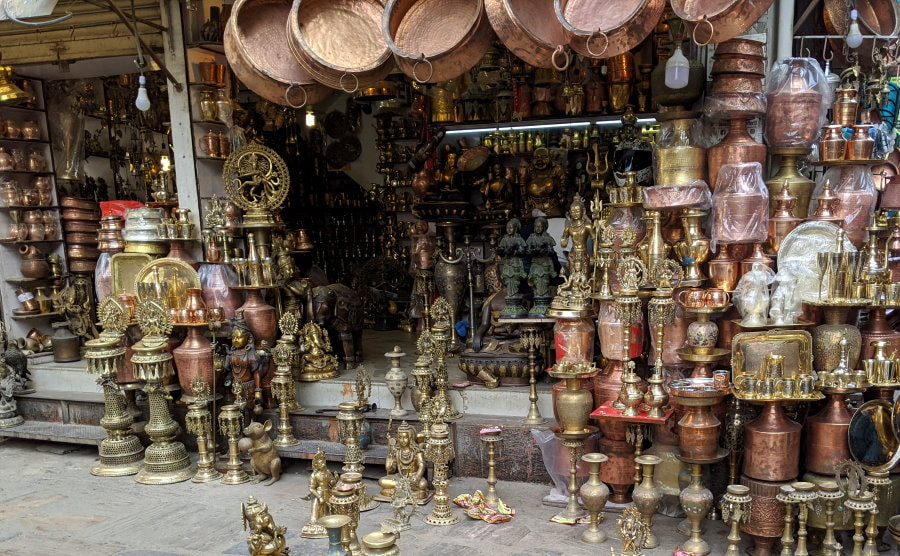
[239,289,277,345]
[741,402,801,482]
[861,307,900,359]
[199,263,244,328]
[764,59,823,149]
[173,327,215,401]
[832,88,859,127]
[804,390,854,475]
[708,118,766,191]
[740,475,790,556]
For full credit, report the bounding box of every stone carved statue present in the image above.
[377,421,431,504]
[523,147,567,217]
[498,218,527,318]
[0,363,23,428]
[241,496,289,556]
[301,449,338,538]
[526,216,557,316]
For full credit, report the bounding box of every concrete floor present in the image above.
[2,438,751,556]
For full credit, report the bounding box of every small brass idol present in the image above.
[302,449,338,539]
[617,506,650,556]
[242,496,289,556]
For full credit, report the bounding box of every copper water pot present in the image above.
[764,59,823,148]
[741,401,801,482]
[19,245,49,278]
[832,88,859,128]
[804,390,854,475]
[740,475,789,556]
[847,124,875,160]
[173,327,215,401]
[708,244,740,291]
[766,181,801,254]
[860,307,900,359]
[239,289,277,346]
[739,242,774,275]
[707,118,767,191]
[670,380,725,461]
[818,125,846,162]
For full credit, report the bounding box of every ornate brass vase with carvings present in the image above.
[679,460,717,555]
[337,401,365,474]
[424,422,460,526]
[579,452,610,544]
[384,346,408,417]
[631,454,663,549]
[85,296,144,476]
[132,299,195,484]
[812,305,861,374]
[674,209,710,286]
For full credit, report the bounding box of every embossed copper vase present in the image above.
[240,289,277,345]
[764,58,824,148]
[742,402,801,482]
[740,475,790,556]
[173,327,215,402]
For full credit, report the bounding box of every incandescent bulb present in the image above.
[664,45,690,89]
[135,75,151,112]
[305,107,316,128]
[846,9,863,49]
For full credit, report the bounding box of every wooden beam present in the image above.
[102,0,181,91]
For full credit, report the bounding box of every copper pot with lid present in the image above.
[287,0,393,93]
[671,0,775,45]
[384,0,494,83]
[711,53,766,75]
[553,0,665,60]
[225,0,331,107]
[485,0,568,69]
[64,220,100,233]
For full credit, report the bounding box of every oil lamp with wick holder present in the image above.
[270,340,299,447]
[612,255,647,413]
[645,259,682,417]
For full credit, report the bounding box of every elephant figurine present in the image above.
[311,284,363,369]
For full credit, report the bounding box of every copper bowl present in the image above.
[385,0,494,83]
[63,220,100,233]
[672,0,775,45]
[711,54,766,75]
[61,208,101,221]
[825,0,900,37]
[224,0,331,107]
[709,73,764,95]
[713,38,765,57]
[554,0,665,60]
[287,0,393,92]
[59,197,99,210]
[485,0,568,69]
[65,232,98,244]
[67,244,100,260]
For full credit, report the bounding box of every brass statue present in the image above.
[301,449,338,538]
[298,321,339,381]
[526,216,557,316]
[242,496,289,556]
[618,506,650,556]
[222,144,290,228]
[560,193,593,272]
[480,161,513,210]
[498,218,528,318]
[0,362,23,428]
[377,421,431,504]
[218,313,272,414]
[523,147,567,217]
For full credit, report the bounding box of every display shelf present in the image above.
[11,311,62,320]
[0,137,49,145]
[0,170,54,176]
[0,206,59,211]
[439,113,659,134]
[5,276,61,285]
[192,119,227,126]
[0,104,46,115]
[0,239,64,245]
[186,42,226,55]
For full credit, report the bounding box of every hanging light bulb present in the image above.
[159,155,171,173]
[664,44,690,89]
[135,75,151,112]
[846,9,864,49]
[305,107,316,128]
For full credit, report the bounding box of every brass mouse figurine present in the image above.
[240,419,282,485]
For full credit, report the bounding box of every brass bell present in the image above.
[0,66,33,106]
[295,229,314,252]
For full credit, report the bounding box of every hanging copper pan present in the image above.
[554,0,665,59]
[224,0,330,107]
[383,0,494,83]
[485,0,570,70]
[287,0,393,93]
[825,0,899,37]
[671,0,775,46]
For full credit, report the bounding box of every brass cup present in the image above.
[735,375,757,396]
[775,377,796,397]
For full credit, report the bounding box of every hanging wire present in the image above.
[0,0,73,27]
[130,0,146,71]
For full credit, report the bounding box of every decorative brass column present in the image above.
[424,423,459,526]
[865,470,891,556]
[818,481,843,556]
[519,326,547,425]
[410,356,434,438]
[846,490,876,556]
[276,312,304,410]
[428,300,460,421]
[132,299,195,485]
[337,401,364,473]
[219,404,251,484]
[777,485,796,556]
[270,341,299,447]
[86,296,144,477]
[613,256,646,411]
[185,402,222,483]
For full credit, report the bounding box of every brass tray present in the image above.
[731,329,813,381]
[110,252,154,296]
[134,258,201,310]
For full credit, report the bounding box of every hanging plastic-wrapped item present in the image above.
[808,166,877,248]
[764,58,833,148]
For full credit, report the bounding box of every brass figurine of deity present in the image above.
[218,312,272,415]
[526,216,557,316]
[618,506,650,556]
[222,144,290,229]
[298,321,339,381]
[302,449,338,538]
[523,147,567,217]
[242,496,289,556]
[377,421,431,504]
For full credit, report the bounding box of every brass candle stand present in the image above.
[424,422,460,526]
[553,426,597,521]
[411,356,434,438]
[776,484,796,556]
[337,401,365,474]
[817,480,843,556]
[428,310,461,421]
[480,427,502,505]
[646,261,682,412]
[86,296,144,477]
[185,402,222,483]
[612,256,646,411]
[519,325,547,425]
[219,404,252,484]
[846,490,876,556]
[722,484,752,556]
[864,471,890,556]
[329,476,361,554]
[276,312,304,410]
[270,341,299,447]
[132,299,195,485]
[790,481,818,556]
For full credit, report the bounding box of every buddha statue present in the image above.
[523,147,567,217]
[377,421,431,504]
[480,161,513,211]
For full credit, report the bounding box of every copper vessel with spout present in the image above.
[861,307,900,359]
[742,402,801,482]
[767,181,801,254]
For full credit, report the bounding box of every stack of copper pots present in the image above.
[705,38,767,191]
[60,197,100,274]
[97,215,125,253]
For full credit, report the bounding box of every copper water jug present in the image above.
[707,118,766,190]
[765,59,823,148]
[832,88,859,128]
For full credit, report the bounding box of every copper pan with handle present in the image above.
[554,0,665,59]
[671,0,775,46]
[224,0,331,108]
[383,0,494,84]
[485,0,570,70]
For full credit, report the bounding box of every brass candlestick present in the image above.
[846,490,876,556]
[276,312,304,410]
[613,256,646,410]
[722,484,752,556]
[132,299,195,485]
[677,450,727,556]
[85,297,144,477]
[428,304,461,421]
[556,428,595,521]
[411,356,434,438]
[818,481,843,556]
[329,475,361,554]
[481,428,502,505]
[219,404,251,485]
[270,341,299,447]
[646,261,680,418]
[790,481,817,556]
[337,401,364,474]
[185,402,222,483]
[520,325,547,425]
[865,471,890,556]
[777,484,796,556]
[424,423,460,526]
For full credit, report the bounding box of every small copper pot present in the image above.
[60,197,99,210]
[832,88,859,127]
[708,244,740,291]
[846,124,875,160]
[712,53,766,75]
[818,125,846,162]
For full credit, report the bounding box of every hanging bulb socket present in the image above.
[135,75,150,112]
[846,9,864,49]
[664,45,690,90]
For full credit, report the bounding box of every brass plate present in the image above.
[134,257,201,310]
[110,252,154,296]
[732,329,813,381]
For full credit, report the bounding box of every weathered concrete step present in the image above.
[0,420,105,445]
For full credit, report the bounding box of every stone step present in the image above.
[0,420,106,445]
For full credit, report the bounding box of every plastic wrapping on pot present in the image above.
[653,116,707,187]
[198,263,243,329]
[709,162,769,250]
[94,252,113,300]
[642,181,712,210]
[733,263,775,327]
[597,300,644,360]
[703,91,767,121]
[530,428,599,504]
[769,262,816,325]
[764,58,833,148]
[872,121,895,160]
[554,316,595,363]
[808,166,877,247]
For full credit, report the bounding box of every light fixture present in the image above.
[135,74,150,112]
[846,9,863,49]
[305,107,316,128]
[159,155,171,173]
[664,44,690,89]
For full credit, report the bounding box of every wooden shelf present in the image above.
[0,206,59,211]
[0,170,53,176]
[0,105,46,114]
[0,239,63,245]
[187,42,225,55]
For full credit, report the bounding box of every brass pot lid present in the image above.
[848,399,900,472]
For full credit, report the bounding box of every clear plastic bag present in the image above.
[733,263,775,327]
[642,181,712,210]
[94,252,113,300]
[530,428,598,505]
[709,162,769,250]
[808,166,876,248]
[198,263,244,329]
[769,262,817,325]
[764,58,833,148]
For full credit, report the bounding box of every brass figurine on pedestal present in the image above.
[377,421,431,504]
[424,422,460,526]
[132,299,195,485]
[241,496,289,556]
[299,321,339,381]
[222,143,290,230]
[301,450,337,539]
[337,401,365,474]
[86,296,144,476]
[219,404,252,485]
[270,340,299,447]
[617,506,650,556]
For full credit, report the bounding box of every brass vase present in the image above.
[674,209,710,286]
[708,118,767,191]
[812,305,861,374]
[550,369,595,434]
[172,327,215,403]
[631,454,663,549]
[680,463,715,555]
[579,452,610,544]
[765,148,814,219]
